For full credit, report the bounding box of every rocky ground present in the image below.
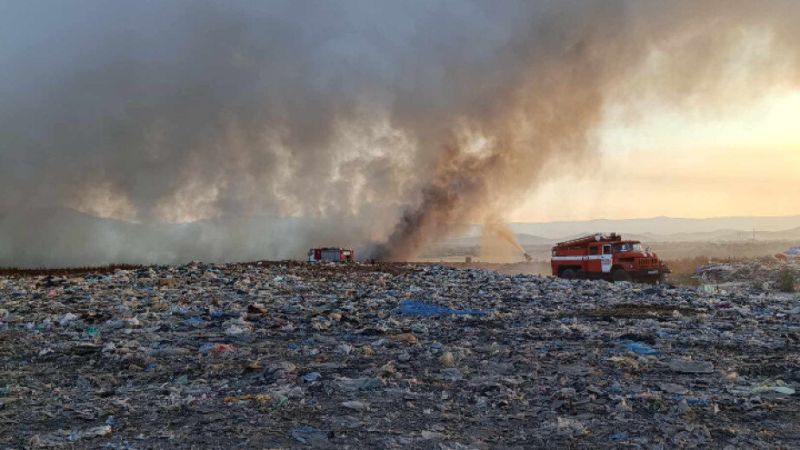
[1,262,798,449]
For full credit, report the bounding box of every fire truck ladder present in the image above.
[555,233,620,248]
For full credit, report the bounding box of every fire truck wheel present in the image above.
[561,268,577,280]
[612,269,632,282]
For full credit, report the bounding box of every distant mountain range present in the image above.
[3,208,799,267]
[507,215,800,239]
[437,215,800,248]
[620,227,800,243]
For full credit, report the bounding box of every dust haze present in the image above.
[1,1,799,266]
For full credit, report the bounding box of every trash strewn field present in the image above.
[1,262,798,448]
[696,256,800,290]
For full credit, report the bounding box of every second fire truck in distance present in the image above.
[307,247,355,263]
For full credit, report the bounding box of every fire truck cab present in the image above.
[551,233,669,283]
[307,247,354,263]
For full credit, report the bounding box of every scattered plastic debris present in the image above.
[610,431,628,441]
[695,257,800,292]
[302,372,322,383]
[672,395,710,406]
[669,359,715,374]
[290,426,330,445]
[31,424,112,447]
[751,383,796,396]
[1,261,798,448]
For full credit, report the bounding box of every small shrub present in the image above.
[776,269,796,293]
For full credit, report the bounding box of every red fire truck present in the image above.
[307,247,355,263]
[551,233,669,282]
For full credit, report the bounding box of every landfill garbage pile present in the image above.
[696,257,800,289]
[1,262,798,448]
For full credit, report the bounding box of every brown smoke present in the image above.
[1,1,800,266]
[370,0,800,260]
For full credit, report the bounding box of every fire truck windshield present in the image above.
[615,243,643,252]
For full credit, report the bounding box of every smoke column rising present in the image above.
[1,1,799,266]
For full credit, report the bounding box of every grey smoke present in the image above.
[0,1,798,266]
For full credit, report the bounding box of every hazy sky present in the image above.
[513,90,800,221]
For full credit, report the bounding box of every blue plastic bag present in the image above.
[624,341,658,355]
[397,300,487,317]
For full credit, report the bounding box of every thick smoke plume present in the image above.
[1,1,799,266]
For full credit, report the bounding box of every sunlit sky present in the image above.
[511,90,800,222]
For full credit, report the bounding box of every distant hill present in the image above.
[508,215,800,239]
[432,217,800,252]
[575,226,800,243]
[516,233,555,245]
[4,209,799,267]
[440,232,553,246]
